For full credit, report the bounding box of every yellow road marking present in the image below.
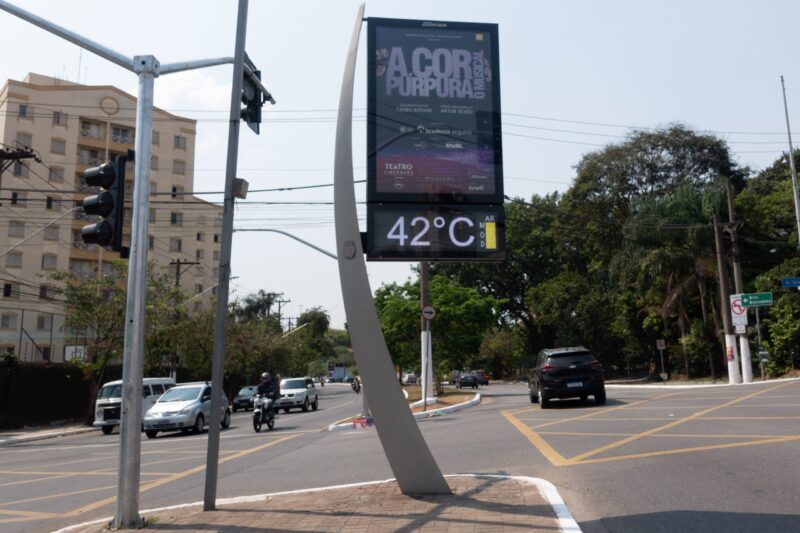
[0,473,77,489]
[501,410,570,466]
[573,436,800,465]
[538,431,800,439]
[0,484,115,507]
[0,509,60,519]
[569,382,793,462]
[63,433,298,518]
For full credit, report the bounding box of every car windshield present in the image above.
[281,379,306,389]
[237,387,254,396]
[158,386,202,402]
[547,353,596,366]
[98,384,122,398]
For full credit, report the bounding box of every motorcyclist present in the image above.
[257,372,279,417]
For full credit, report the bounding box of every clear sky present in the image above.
[1,0,798,328]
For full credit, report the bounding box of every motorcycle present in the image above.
[252,394,275,432]
[351,378,361,394]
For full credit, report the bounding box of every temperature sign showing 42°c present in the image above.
[367,203,505,261]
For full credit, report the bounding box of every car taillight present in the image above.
[541,365,556,371]
[590,360,602,368]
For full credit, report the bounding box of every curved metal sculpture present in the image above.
[333,4,450,494]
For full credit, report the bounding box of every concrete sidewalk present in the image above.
[57,475,581,533]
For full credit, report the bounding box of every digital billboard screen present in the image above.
[367,203,505,261]
[367,18,503,204]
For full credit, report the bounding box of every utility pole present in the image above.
[714,214,742,384]
[170,258,200,289]
[0,145,40,206]
[169,258,198,380]
[419,261,432,403]
[274,297,290,325]
[725,180,753,383]
[780,75,800,248]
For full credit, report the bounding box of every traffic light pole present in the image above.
[0,1,241,528]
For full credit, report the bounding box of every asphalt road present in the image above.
[1,380,799,532]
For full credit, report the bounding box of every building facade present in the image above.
[0,73,222,363]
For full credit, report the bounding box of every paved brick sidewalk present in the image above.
[63,475,577,532]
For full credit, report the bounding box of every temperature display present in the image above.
[367,203,505,261]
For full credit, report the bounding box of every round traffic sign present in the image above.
[422,305,436,320]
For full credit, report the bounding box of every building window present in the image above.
[16,133,32,147]
[195,284,204,294]
[172,160,186,175]
[112,126,132,144]
[196,232,205,242]
[124,180,133,201]
[1,314,18,330]
[213,267,219,277]
[212,286,218,297]
[78,148,101,165]
[53,111,68,126]
[50,138,66,154]
[11,192,27,206]
[169,238,182,252]
[151,156,158,171]
[197,215,206,226]
[46,197,62,210]
[148,235,154,250]
[171,185,184,199]
[37,314,53,331]
[39,285,55,300]
[149,209,156,223]
[48,167,64,182]
[18,103,30,118]
[196,249,205,260]
[174,135,187,149]
[214,218,223,227]
[81,121,102,139]
[213,234,220,243]
[8,221,25,238]
[44,226,59,241]
[170,212,183,226]
[152,130,160,145]
[12,162,29,177]
[3,283,19,299]
[42,254,58,270]
[213,250,220,261]
[5,252,22,269]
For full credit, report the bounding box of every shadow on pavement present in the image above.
[580,510,800,533]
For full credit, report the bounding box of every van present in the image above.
[94,377,176,435]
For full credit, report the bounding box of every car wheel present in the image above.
[595,390,607,405]
[529,387,539,404]
[193,414,205,434]
[539,385,550,409]
[101,425,113,435]
[145,430,158,439]
[283,407,290,414]
[312,396,319,411]
[302,398,310,412]
[221,410,231,429]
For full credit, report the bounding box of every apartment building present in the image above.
[0,73,222,363]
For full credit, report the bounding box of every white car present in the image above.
[276,377,319,413]
[143,382,230,439]
[94,377,175,435]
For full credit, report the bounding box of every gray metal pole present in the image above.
[333,4,450,494]
[114,59,156,529]
[203,0,248,511]
[781,76,800,248]
[420,261,430,403]
[714,214,741,384]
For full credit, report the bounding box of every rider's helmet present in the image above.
[261,372,270,380]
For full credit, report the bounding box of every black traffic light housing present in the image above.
[81,151,131,257]
[241,67,263,135]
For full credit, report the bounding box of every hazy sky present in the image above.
[1,0,798,328]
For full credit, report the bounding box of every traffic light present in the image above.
[241,66,263,135]
[81,152,130,255]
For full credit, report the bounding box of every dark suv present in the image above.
[528,347,606,408]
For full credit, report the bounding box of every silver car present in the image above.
[143,382,231,439]
[276,377,319,413]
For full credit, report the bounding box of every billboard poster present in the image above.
[367,18,502,204]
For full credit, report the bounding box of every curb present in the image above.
[52,473,581,533]
[327,393,481,431]
[0,426,97,446]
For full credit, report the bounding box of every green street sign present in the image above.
[741,292,773,307]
